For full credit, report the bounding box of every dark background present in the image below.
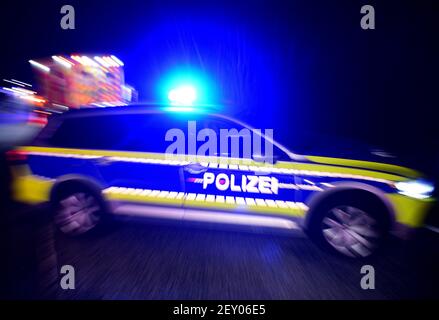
[1,0,438,175]
[1,1,438,300]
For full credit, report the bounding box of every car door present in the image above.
[54,112,187,210]
[182,115,300,218]
[28,115,106,186]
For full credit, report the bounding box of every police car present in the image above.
[9,104,435,258]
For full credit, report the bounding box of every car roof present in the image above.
[47,103,250,133]
[55,103,219,119]
[41,103,301,160]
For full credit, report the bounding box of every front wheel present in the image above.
[52,186,105,236]
[307,195,390,258]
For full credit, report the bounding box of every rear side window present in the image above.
[48,113,194,153]
[49,115,124,150]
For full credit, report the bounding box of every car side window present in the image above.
[49,115,123,150]
[48,112,290,161]
[49,113,196,153]
[201,116,289,162]
[199,116,251,159]
[121,114,193,154]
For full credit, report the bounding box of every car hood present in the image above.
[303,154,422,180]
[285,134,423,180]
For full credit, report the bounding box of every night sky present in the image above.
[1,0,438,176]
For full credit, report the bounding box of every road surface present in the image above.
[49,214,438,300]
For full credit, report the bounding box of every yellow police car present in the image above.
[9,104,435,258]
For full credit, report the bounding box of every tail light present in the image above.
[27,113,48,127]
[6,149,28,164]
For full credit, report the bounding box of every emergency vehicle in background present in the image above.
[1,55,135,129]
[29,54,137,110]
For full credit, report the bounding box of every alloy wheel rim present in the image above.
[55,192,101,235]
[321,205,381,257]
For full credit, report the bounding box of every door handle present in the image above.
[183,163,208,174]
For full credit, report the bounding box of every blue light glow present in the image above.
[157,67,216,108]
[164,106,195,112]
[126,16,285,129]
[168,85,197,106]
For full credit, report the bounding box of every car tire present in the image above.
[51,183,107,236]
[306,192,391,258]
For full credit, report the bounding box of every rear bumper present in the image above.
[10,166,53,204]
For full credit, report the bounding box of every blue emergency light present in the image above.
[168,85,197,106]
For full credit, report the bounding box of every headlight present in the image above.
[395,179,435,199]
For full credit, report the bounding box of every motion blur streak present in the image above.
[0,0,437,300]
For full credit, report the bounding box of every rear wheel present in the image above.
[52,185,106,236]
[307,193,390,258]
